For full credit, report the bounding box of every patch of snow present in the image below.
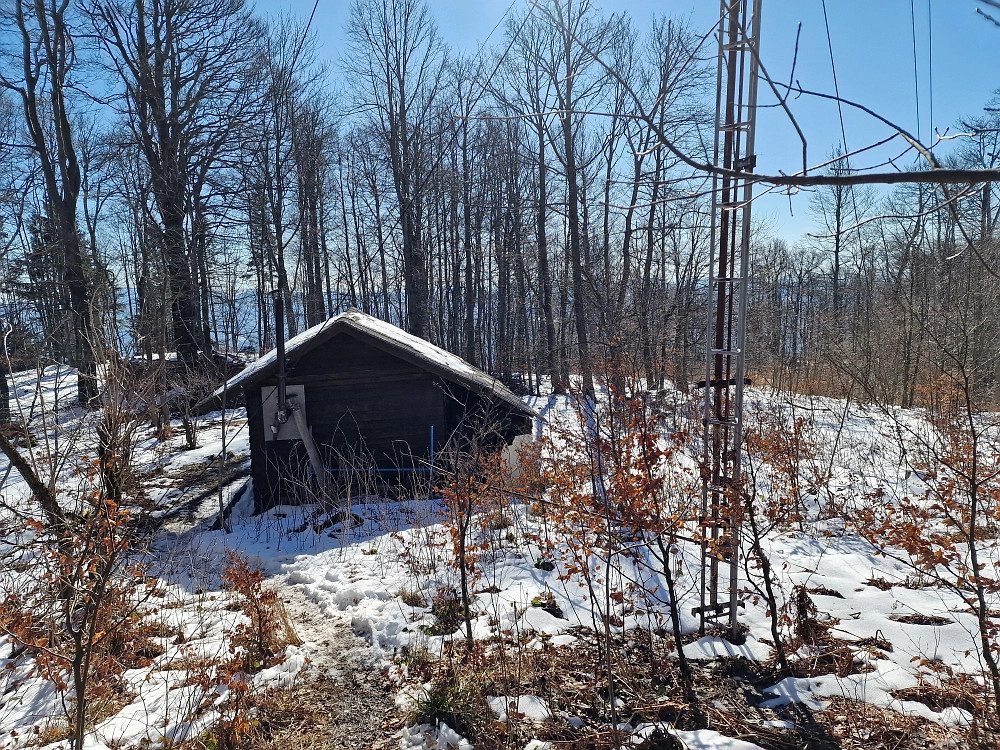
[0,375,994,749]
[632,723,767,750]
[684,635,772,662]
[761,677,826,711]
[938,707,973,727]
[400,722,472,750]
[487,695,552,724]
[396,683,431,713]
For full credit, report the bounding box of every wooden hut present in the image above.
[201,309,536,512]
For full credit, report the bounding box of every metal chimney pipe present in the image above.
[273,290,288,424]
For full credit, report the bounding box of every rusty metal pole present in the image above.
[272,290,288,425]
[697,0,762,644]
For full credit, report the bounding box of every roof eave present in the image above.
[196,314,537,419]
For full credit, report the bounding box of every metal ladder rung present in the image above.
[718,121,751,132]
[712,276,744,283]
[691,600,745,618]
[705,417,739,428]
[710,348,742,356]
[694,377,752,389]
[704,484,734,495]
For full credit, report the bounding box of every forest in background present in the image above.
[3,3,1000,746]
[0,0,998,408]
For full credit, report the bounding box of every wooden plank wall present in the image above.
[249,332,449,510]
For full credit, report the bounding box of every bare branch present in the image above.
[976,8,1000,27]
[806,185,980,239]
[543,11,1000,188]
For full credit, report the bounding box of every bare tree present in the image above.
[88,0,262,365]
[345,0,446,340]
[240,15,327,338]
[0,0,99,403]
[497,10,567,390]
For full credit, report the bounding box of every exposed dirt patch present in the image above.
[892,682,981,713]
[242,673,401,750]
[806,586,845,599]
[864,577,895,591]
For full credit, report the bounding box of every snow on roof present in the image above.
[202,309,535,416]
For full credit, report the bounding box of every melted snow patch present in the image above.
[761,677,826,711]
[487,695,552,724]
[632,722,766,750]
[400,722,472,750]
[683,635,772,661]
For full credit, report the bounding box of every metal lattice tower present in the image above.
[695,0,762,642]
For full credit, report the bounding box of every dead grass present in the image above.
[864,577,895,590]
[387,624,981,750]
[14,690,134,748]
[817,696,961,750]
[888,613,951,626]
[806,586,845,599]
[82,687,138,729]
[273,597,302,648]
[865,575,939,592]
[157,655,221,676]
[789,640,874,679]
[892,680,981,713]
[172,674,399,750]
[854,634,893,652]
[480,510,514,531]
[398,587,426,608]
[20,719,71,747]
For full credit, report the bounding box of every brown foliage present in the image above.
[221,551,290,673]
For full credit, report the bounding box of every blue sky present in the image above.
[258,0,999,240]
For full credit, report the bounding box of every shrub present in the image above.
[422,587,465,636]
[411,677,487,740]
[221,551,285,672]
[399,588,426,608]
[397,643,435,675]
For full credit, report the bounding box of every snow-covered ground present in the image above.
[0,367,996,749]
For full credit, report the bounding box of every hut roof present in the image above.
[200,309,536,417]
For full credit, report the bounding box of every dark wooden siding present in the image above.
[249,332,451,510]
[246,330,533,512]
[247,386,273,511]
[284,332,446,457]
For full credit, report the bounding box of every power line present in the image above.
[820,0,849,158]
[927,0,934,139]
[909,0,922,143]
[291,0,321,71]
[820,0,864,264]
